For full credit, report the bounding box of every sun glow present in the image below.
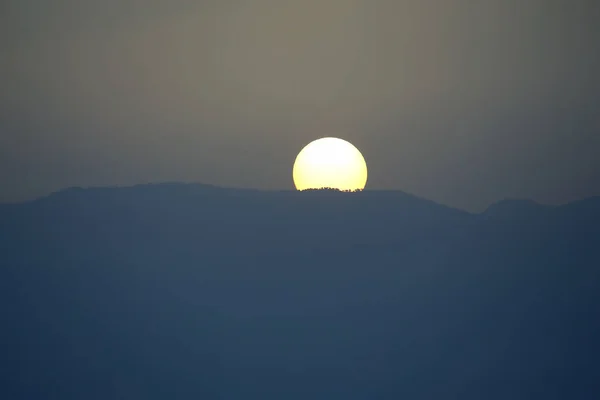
[293,137,368,191]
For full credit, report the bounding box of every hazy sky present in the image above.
[2,0,599,211]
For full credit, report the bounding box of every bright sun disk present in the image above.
[293,137,368,191]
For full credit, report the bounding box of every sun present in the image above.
[293,137,368,191]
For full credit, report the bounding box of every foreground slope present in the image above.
[1,184,599,399]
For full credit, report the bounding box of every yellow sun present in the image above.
[293,137,368,191]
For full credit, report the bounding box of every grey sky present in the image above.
[2,0,599,211]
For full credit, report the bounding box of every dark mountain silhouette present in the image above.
[1,183,599,399]
[482,198,550,219]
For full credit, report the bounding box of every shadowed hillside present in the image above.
[1,184,599,399]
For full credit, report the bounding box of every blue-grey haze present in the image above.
[1,0,599,210]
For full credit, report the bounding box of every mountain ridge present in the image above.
[1,181,599,399]
[4,182,597,217]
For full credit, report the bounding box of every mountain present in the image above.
[482,198,551,219]
[1,184,599,399]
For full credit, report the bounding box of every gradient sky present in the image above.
[2,0,599,211]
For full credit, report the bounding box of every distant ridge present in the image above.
[4,182,598,218]
[1,181,599,398]
[481,198,552,219]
